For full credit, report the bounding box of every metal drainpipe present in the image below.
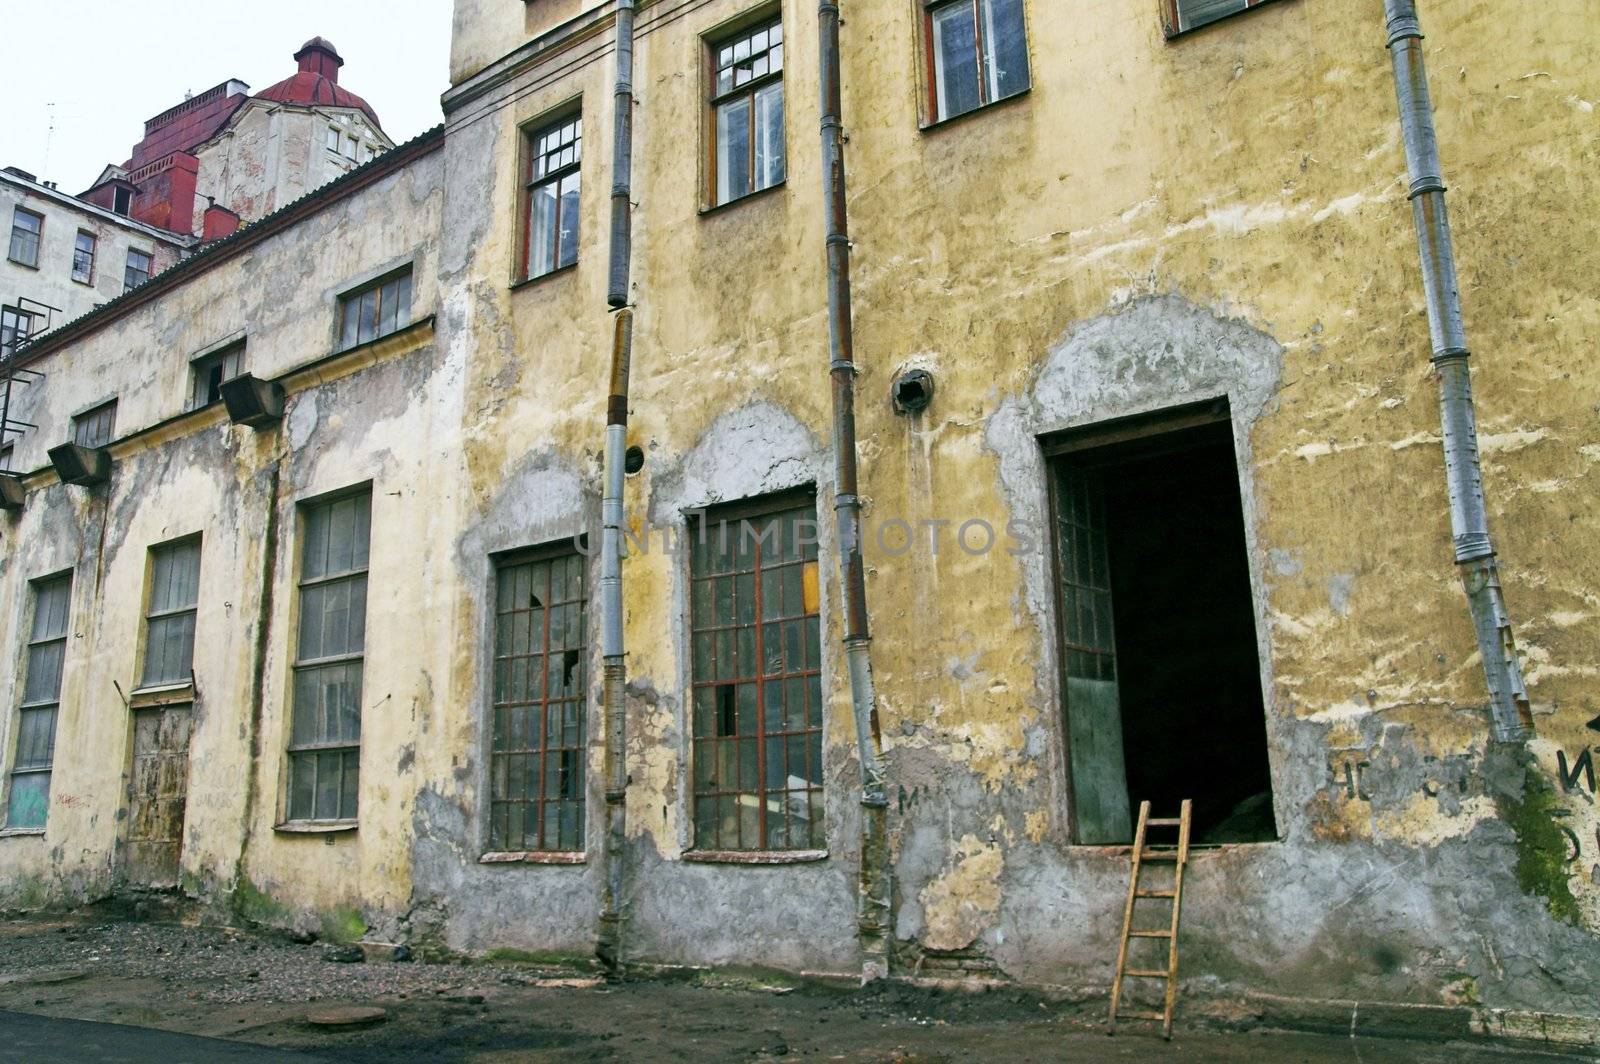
[818,0,892,981]
[597,0,636,975]
[1383,0,1531,743]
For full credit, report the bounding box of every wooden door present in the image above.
[124,705,193,888]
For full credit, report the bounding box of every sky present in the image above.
[0,1,453,194]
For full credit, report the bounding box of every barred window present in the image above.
[521,116,581,281]
[710,17,785,206]
[140,537,201,688]
[286,490,371,823]
[337,268,412,350]
[489,550,587,852]
[690,495,824,852]
[8,208,41,269]
[5,575,72,830]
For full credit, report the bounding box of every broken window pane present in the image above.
[286,490,371,822]
[489,549,587,852]
[690,497,825,852]
[6,574,71,830]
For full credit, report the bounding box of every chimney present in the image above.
[294,38,344,83]
[202,203,241,242]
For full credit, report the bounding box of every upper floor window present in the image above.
[1,306,36,358]
[710,17,785,206]
[338,268,412,350]
[924,0,1031,123]
[124,248,153,292]
[73,400,117,449]
[189,342,244,410]
[112,187,133,217]
[1163,0,1276,36]
[5,573,72,831]
[325,126,342,153]
[140,537,201,689]
[8,208,42,269]
[689,494,825,852]
[72,231,97,285]
[522,116,581,281]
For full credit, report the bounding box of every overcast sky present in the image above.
[1,1,452,194]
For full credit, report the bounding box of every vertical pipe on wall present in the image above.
[597,0,636,975]
[818,0,891,981]
[1383,0,1531,743]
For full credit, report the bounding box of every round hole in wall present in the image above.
[891,368,934,416]
[624,445,646,475]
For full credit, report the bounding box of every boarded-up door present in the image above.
[124,705,193,888]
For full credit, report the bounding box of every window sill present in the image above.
[919,86,1031,135]
[0,827,46,839]
[129,680,194,707]
[274,820,359,835]
[71,278,94,287]
[480,851,586,865]
[509,261,578,292]
[6,258,39,272]
[698,180,787,218]
[682,849,828,865]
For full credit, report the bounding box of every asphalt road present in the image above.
[0,1010,332,1064]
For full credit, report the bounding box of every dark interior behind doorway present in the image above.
[1051,406,1276,845]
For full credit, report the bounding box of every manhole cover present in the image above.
[306,1005,388,1028]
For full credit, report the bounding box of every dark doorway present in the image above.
[1049,402,1276,845]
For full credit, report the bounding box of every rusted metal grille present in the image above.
[490,550,587,852]
[690,498,824,852]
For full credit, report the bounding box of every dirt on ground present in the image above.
[0,911,1586,1063]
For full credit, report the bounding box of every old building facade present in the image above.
[2,0,1598,1042]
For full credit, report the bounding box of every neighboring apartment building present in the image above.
[1,0,1598,1043]
[1,169,190,358]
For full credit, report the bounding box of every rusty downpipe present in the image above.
[597,0,636,975]
[818,0,891,981]
[1383,0,1531,743]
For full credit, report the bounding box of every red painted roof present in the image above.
[255,38,382,129]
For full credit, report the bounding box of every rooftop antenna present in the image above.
[41,102,56,177]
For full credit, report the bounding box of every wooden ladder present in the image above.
[1108,799,1191,1040]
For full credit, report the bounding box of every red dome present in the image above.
[255,38,382,129]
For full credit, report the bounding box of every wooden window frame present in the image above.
[283,487,372,826]
[138,536,202,691]
[336,266,413,351]
[1,305,36,358]
[4,573,72,832]
[486,544,589,855]
[1161,0,1279,38]
[688,489,826,854]
[188,341,245,411]
[8,207,42,269]
[72,399,117,449]
[71,230,96,285]
[518,112,582,283]
[920,0,1032,126]
[706,12,786,209]
[124,247,153,292]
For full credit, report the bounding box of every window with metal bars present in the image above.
[488,549,588,853]
[124,248,152,292]
[5,574,71,831]
[140,537,201,689]
[923,0,1030,123]
[71,231,96,285]
[689,495,825,852]
[337,268,412,351]
[8,208,41,269]
[72,400,117,449]
[286,489,371,823]
[189,343,244,410]
[1162,0,1278,36]
[709,16,785,206]
[521,116,581,281]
